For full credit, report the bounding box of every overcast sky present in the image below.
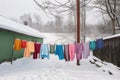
[0,0,101,24]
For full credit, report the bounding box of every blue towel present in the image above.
[96,38,104,49]
[55,45,64,60]
[40,44,49,59]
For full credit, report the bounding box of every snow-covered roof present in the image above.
[103,33,120,40]
[0,16,45,38]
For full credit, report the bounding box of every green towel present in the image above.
[50,45,55,54]
[89,41,96,50]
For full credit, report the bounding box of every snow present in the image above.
[42,33,75,44]
[0,33,120,80]
[103,33,120,40]
[0,54,120,80]
[89,56,120,76]
[0,16,45,38]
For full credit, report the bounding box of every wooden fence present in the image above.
[93,36,120,67]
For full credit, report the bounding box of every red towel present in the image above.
[21,40,27,48]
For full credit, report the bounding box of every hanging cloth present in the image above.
[13,38,21,51]
[21,40,27,48]
[82,42,90,59]
[75,43,84,61]
[24,41,35,58]
[96,38,104,49]
[50,45,55,54]
[40,44,49,59]
[55,45,64,60]
[33,42,41,59]
[64,45,70,61]
[69,44,75,61]
[89,41,96,50]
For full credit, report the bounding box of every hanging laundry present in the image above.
[55,45,64,60]
[40,44,49,59]
[69,44,75,61]
[75,43,84,61]
[96,38,104,49]
[64,45,70,61]
[13,38,21,51]
[24,41,35,58]
[21,40,27,48]
[82,42,90,59]
[89,41,96,50]
[33,42,41,59]
[50,45,55,54]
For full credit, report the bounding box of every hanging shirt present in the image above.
[24,41,35,58]
[55,45,64,60]
[69,44,75,61]
[64,45,70,61]
[89,41,96,50]
[33,42,41,59]
[13,39,21,51]
[75,43,84,61]
[82,42,90,59]
[21,40,27,48]
[40,44,49,59]
[96,38,104,49]
[50,45,55,53]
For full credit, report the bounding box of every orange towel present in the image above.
[13,39,21,51]
[24,41,35,58]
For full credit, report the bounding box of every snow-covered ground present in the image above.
[0,54,120,80]
[0,33,120,80]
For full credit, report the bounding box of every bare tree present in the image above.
[33,0,74,16]
[92,0,120,34]
[19,14,33,27]
[55,15,63,32]
[67,14,75,32]
[33,14,42,30]
[33,0,92,39]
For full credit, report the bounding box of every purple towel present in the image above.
[75,43,84,60]
[82,42,90,59]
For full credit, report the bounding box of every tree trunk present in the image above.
[112,19,115,34]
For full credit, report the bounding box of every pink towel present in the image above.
[69,44,75,61]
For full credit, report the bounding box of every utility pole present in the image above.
[76,0,80,65]
[76,0,80,43]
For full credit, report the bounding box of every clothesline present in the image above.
[13,38,104,63]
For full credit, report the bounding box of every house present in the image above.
[0,16,45,63]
